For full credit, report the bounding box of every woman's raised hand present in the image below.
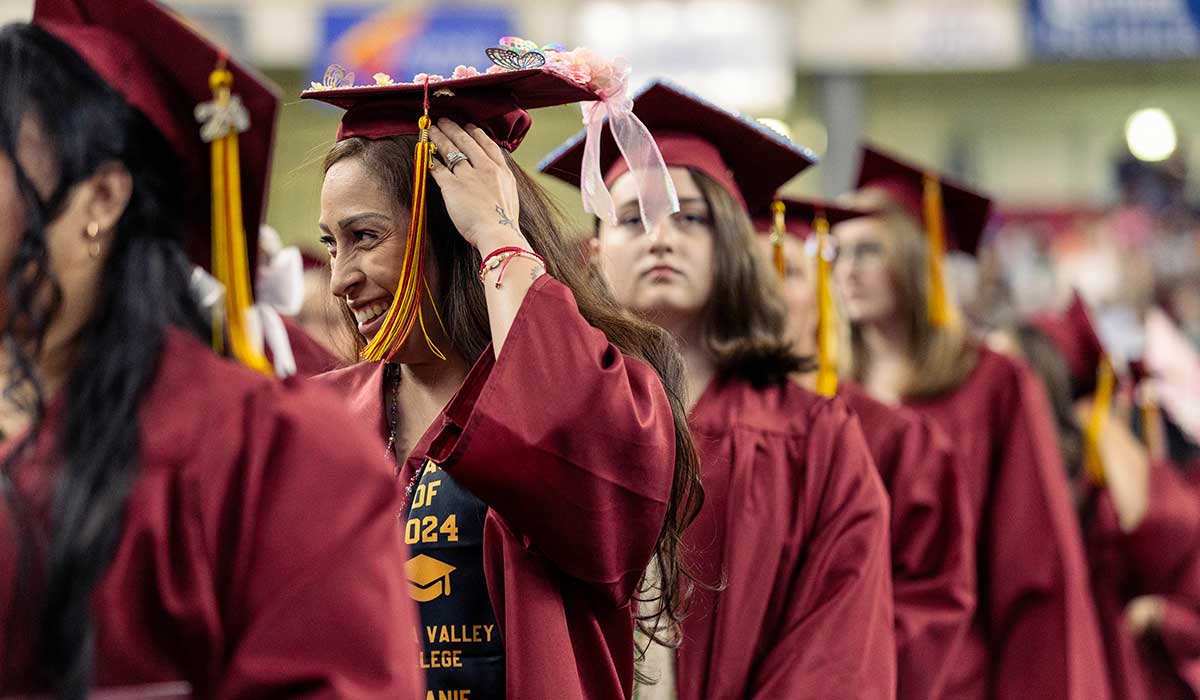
[429,119,528,254]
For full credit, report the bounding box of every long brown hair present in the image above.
[324,135,705,653]
[840,187,977,399]
[622,168,809,387]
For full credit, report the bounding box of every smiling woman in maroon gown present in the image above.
[302,45,704,700]
[541,79,896,700]
[0,1,421,699]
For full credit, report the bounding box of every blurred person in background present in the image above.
[1162,276,1200,348]
[834,144,1112,700]
[751,196,974,700]
[997,294,1200,700]
[304,45,704,700]
[0,1,422,698]
[542,80,896,700]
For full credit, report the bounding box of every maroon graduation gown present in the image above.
[677,378,896,700]
[316,275,677,700]
[1088,461,1200,700]
[905,347,1112,700]
[0,329,422,700]
[839,382,975,700]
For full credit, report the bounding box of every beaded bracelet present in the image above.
[478,247,546,288]
[478,246,531,275]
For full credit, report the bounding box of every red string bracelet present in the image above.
[479,246,545,288]
[478,246,529,276]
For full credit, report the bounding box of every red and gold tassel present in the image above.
[207,63,271,375]
[770,199,786,280]
[1083,356,1115,486]
[814,210,838,397]
[922,174,955,329]
[361,80,444,363]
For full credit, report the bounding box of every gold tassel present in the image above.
[1084,357,1115,486]
[207,66,271,375]
[770,199,786,280]
[361,80,444,363]
[814,210,838,397]
[1140,392,1166,462]
[922,174,955,329]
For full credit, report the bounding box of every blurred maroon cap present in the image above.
[34,0,280,271]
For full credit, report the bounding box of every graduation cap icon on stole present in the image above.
[406,554,457,603]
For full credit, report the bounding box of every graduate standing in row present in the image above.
[541,79,896,700]
[0,0,422,698]
[1008,294,1200,700]
[303,45,704,700]
[834,145,1112,700]
[752,197,974,700]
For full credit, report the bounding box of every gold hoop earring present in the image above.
[86,221,101,259]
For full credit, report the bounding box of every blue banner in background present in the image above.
[1029,0,1200,59]
[312,5,515,84]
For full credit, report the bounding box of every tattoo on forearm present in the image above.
[496,205,518,231]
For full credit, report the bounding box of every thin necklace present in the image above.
[385,362,400,459]
[385,363,427,511]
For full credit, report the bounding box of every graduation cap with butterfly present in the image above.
[303,37,678,363]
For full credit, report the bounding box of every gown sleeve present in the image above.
[1117,462,1200,693]
[886,416,975,700]
[423,276,677,605]
[207,381,422,700]
[1120,461,1200,594]
[748,401,897,700]
[987,364,1113,700]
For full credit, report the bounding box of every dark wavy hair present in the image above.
[324,135,706,666]
[0,23,204,699]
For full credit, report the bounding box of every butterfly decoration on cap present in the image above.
[485,36,566,71]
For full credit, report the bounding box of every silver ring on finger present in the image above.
[445,151,470,172]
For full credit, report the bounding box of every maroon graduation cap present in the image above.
[1031,291,1106,397]
[538,79,817,211]
[1030,292,1116,484]
[33,0,281,372]
[750,197,867,239]
[856,144,993,257]
[33,0,279,272]
[302,68,596,153]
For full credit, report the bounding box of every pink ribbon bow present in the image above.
[578,65,678,233]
